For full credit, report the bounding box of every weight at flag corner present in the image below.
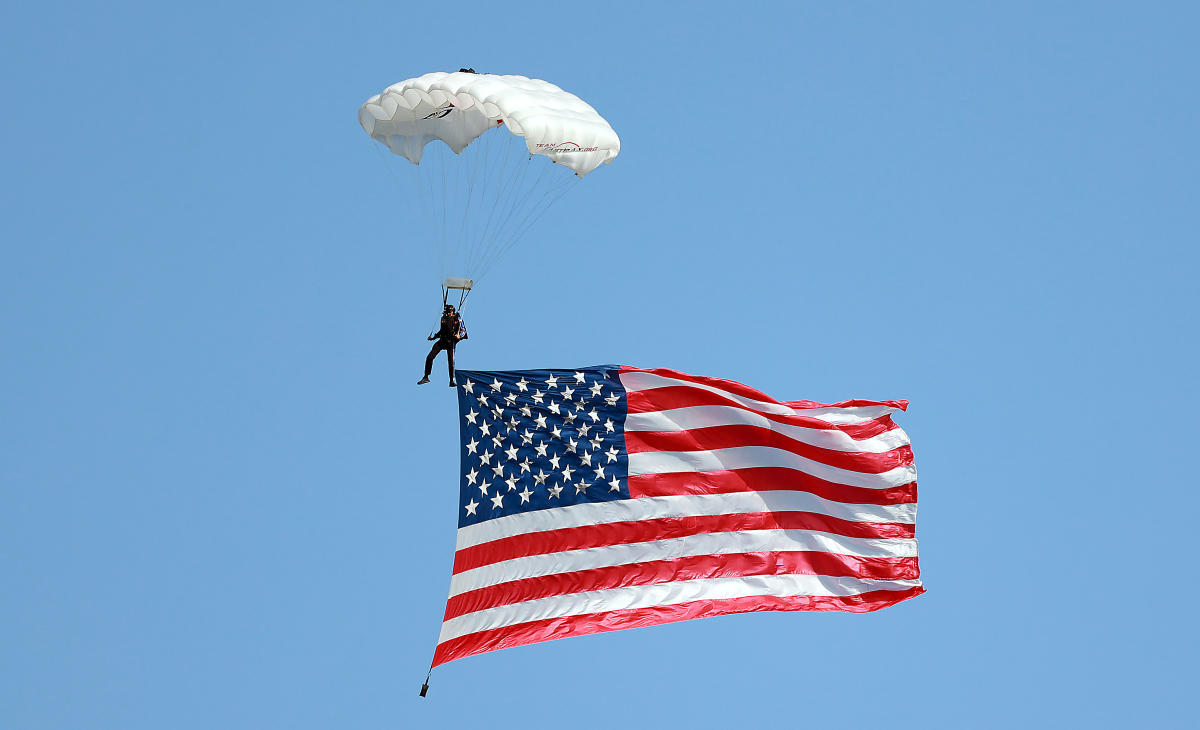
[435,365,922,666]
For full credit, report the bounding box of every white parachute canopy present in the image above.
[360,71,620,283]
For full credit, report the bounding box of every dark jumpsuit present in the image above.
[424,314,465,381]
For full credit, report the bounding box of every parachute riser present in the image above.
[441,277,473,314]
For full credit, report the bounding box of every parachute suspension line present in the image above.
[414,146,445,279]
[479,136,543,275]
[475,158,578,278]
[439,141,459,278]
[453,125,486,280]
[461,128,500,279]
[376,131,584,287]
[472,129,522,274]
[457,139,475,276]
[440,148,452,278]
[462,131,499,275]
[366,134,406,195]
[464,132,499,274]
[366,137,443,278]
[485,154,557,260]
[509,177,578,261]
[476,173,579,281]
[439,142,449,277]
[449,137,475,278]
[449,143,461,276]
[480,144,538,268]
[447,143,464,277]
[418,154,448,281]
[476,132,569,281]
[414,156,436,277]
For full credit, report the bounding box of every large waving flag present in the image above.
[434,366,922,666]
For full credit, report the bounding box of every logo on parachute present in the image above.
[535,141,600,154]
[422,102,455,120]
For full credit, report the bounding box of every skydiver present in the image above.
[418,304,467,387]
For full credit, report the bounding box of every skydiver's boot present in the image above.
[417,377,430,385]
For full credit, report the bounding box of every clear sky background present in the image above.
[2,2,1197,728]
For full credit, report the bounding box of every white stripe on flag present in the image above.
[628,446,918,488]
[440,573,924,642]
[449,529,918,596]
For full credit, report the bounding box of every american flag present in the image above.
[433,365,922,666]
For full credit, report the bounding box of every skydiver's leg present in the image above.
[447,345,456,386]
[423,341,444,378]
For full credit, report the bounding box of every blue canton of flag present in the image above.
[455,366,629,526]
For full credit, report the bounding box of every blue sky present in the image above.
[2,2,1196,728]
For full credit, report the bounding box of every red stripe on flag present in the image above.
[625,386,900,441]
[444,551,921,621]
[433,586,925,666]
[627,467,918,504]
[626,425,914,474]
[452,511,914,574]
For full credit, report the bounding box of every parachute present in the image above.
[359,71,620,298]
